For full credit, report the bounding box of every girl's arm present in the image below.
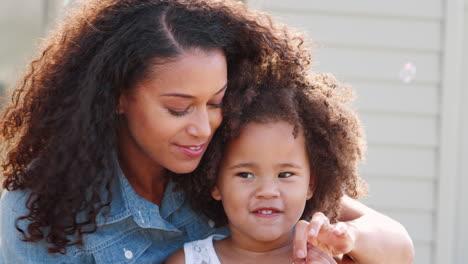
[293,196,414,264]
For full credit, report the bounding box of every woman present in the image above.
[0,0,413,263]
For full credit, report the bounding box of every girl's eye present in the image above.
[278,172,294,178]
[236,172,254,179]
[168,108,189,117]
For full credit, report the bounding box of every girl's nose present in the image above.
[255,178,280,199]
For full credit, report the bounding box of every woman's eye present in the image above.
[278,172,294,178]
[168,108,189,117]
[236,172,254,179]
[209,102,223,109]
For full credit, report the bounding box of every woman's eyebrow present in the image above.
[159,93,194,99]
[160,83,228,98]
[215,83,228,95]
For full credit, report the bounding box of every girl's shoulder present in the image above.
[166,234,226,264]
[165,247,186,264]
[181,234,225,264]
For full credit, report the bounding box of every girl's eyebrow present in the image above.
[226,162,257,170]
[276,163,303,169]
[159,83,228,98]
[227,162,303,170]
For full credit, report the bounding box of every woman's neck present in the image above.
[118,127,166,205]
[119,156,167,205]
[215,233,293,264]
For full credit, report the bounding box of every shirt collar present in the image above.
[96,157,185,231]
[160,181,185,219]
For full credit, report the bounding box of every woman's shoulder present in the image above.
[0,189,92,263]
[0,189,36,236]
[0,189,30,220]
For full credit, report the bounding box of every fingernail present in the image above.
[308,228,316,237]
[336,224,345,233]
[296,249,306,258]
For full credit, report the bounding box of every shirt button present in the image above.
[208,219,215,228]
[138,211,145,224]
[123,248,133,259]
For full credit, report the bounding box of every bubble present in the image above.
[399,61,417,84]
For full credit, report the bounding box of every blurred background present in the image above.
[0,1,467,263]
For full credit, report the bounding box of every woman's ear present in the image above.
[117,93,126,114]
[211,186,222,201]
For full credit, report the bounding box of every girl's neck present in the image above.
[215,233,293,264]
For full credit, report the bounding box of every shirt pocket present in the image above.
[92,228,151,264]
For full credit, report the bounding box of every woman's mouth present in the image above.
[177,144,206,158]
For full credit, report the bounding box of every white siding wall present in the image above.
[247,1,443,263]
[0,0,67,93]
[455,1,468,263]
[0,0,44,92]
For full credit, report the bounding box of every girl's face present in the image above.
[118,49,227,174]
[212,121,314,250]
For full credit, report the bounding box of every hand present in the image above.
[294,244,337,264]
[292,212,357,263]
[335,255,358,264]
[308,212,356,255]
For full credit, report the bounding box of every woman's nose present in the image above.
[186,108,212,139]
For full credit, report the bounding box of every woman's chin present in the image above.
[167,162,200,175]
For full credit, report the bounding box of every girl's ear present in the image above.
[307,175,316,200]
[211,186,222,200]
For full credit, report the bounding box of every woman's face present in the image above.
[118,49,227,174]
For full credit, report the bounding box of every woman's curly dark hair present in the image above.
[0,0,311,254]
[174,73,368,227]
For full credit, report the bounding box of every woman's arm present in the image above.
[338,196,414,264]
[293,196,414,264]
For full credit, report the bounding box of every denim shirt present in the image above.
[0,165,228,264]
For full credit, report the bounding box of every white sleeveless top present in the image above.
[183,234,225,264]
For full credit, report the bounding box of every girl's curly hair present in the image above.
[174,73,368,227]
[0,0,311,254]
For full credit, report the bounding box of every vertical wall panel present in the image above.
[454,1,468,263]
[247,0,444,263]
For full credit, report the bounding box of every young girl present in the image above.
[168,74,368,264]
